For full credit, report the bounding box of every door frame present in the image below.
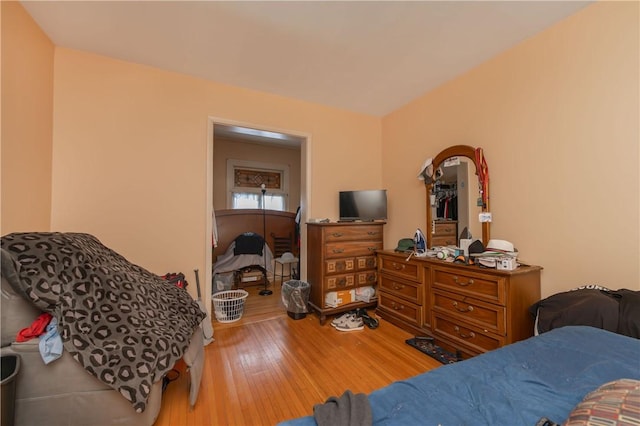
[205,116,311,315]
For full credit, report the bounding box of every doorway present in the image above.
[205,118,310,315]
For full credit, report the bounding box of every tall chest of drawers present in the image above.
[307,222,384,324]
[377,250,541,358]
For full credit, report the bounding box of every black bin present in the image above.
[281,280,310,320]
[1,354,21,426]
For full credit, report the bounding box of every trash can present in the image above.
[282,280,310,320]
[1,354,20,426]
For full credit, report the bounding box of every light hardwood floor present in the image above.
[154,281,441,426]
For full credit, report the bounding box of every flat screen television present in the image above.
[339,190,387,222]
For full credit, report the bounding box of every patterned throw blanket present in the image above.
[1,232,205,413]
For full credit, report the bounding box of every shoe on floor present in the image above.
[331,312,354,328]
[355,308,379,329]
[361,315,379,329]
[335,316,364,332]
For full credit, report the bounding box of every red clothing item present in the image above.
[16,312,52,342]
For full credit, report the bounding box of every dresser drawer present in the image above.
[325,258,355,274]
[325,273,355,290]
[379,274,421,304]
[431,235,457,246]
[433,268,505,305]
[355,270,377,286]
[378,292,422,327]
[433,314,504,353]
[378,255,422,282]
[433,222,457,236]
[356,255,377,270]
[325,241,382,259]
[323,225,383,242]
[432,289,505,335]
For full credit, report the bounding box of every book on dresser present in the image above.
[376,249,541,359]
[306,222,384,325]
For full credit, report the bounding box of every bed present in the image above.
[278,326,640,426]
[213,233,275,276]
[212,208,298,291]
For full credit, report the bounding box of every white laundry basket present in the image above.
[212,289,249,323]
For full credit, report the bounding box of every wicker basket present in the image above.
[212,289,249,323]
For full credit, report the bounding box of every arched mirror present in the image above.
[421,145,490,249]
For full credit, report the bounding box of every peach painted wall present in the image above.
[0,2,53,234]
[212,137,301,212]
[382,1,639,296]
[51,48,381,307]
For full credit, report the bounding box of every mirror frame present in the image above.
[424,144,490,248]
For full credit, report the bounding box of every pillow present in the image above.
[612,289,640,338]
[563,379,640,425]
[530,288,619,334]
[233,232,264,256]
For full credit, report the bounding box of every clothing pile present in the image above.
[16,312,63,365]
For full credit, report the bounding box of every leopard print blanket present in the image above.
[1,232,206,413]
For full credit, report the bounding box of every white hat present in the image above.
[280,252,296,261]
[418,158,434,181]
[479,239,518,257]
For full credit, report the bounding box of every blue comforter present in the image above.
[279,326,640,426]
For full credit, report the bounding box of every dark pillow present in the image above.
[530,288,619,334]
[612,289,640,338]
[563,379,640,425]
[233,232,264,256]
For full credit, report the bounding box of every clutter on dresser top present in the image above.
[395,236,521,270]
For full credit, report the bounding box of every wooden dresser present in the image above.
[307,222,384,324]
[377,250,541,359]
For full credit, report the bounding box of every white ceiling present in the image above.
[22,1,590,117]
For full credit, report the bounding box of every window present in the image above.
[231,192,285,210]
[227,160,289,211]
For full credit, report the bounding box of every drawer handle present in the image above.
[367,231,380,236]
[392,283,405,291]
[367,247,377,252]
[453,276,474,287]
[452,301,474,313]
[337,278,347,287]
[332,248,345,254]
[454,326,475,339]
[391,301,405,311]
[331,232,344,238]
[367,274,376,282]
[392,262,405,271]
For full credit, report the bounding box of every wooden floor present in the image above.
[154,281,441,426]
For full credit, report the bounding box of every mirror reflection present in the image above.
[429,158,482,245]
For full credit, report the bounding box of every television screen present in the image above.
[339,190,387,221]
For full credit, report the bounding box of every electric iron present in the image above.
[414,228,426,254]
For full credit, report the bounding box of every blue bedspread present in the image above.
[279,326,640,426]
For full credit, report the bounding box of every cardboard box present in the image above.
[325,290,355,308]
[239,269,263,282]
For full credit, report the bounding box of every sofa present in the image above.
[1,232,206,426]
